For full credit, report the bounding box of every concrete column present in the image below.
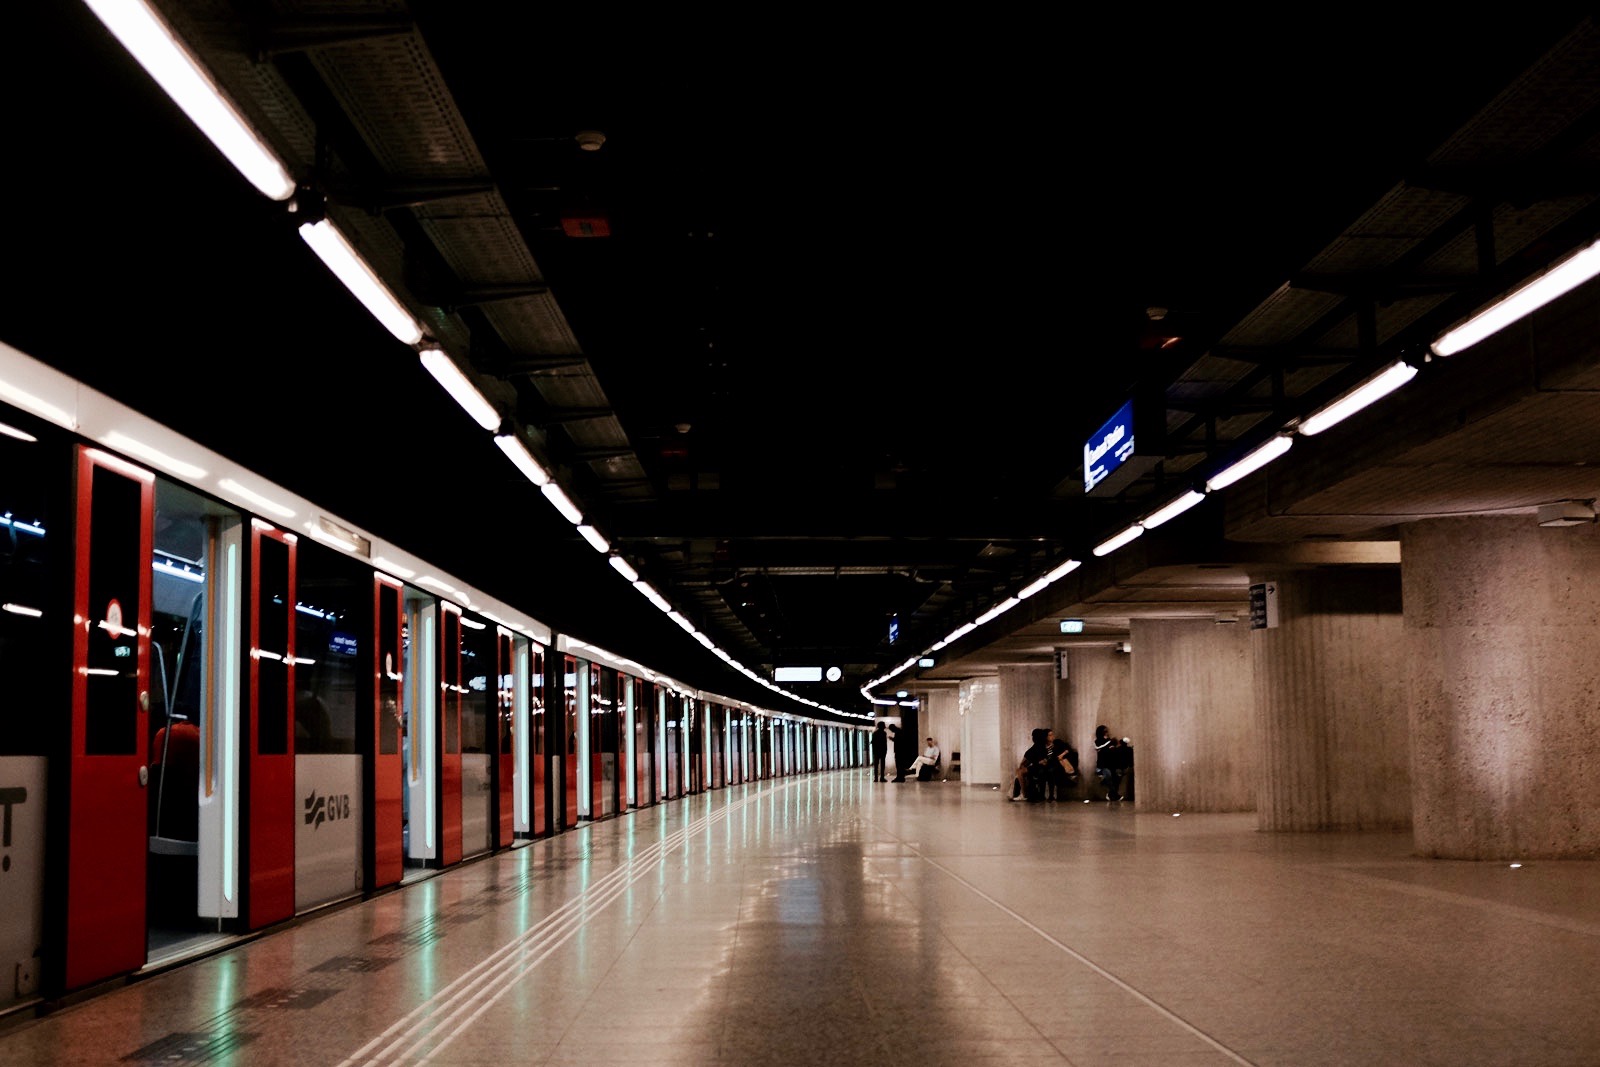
[998,664,1054,779]
[1403,516,1600,859]
[1061,647,1130,776]
[959,678,1001,785]
[1127,618,1254,811]
[1251,568,1410,831]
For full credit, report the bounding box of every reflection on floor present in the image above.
[5,775,1599,1066]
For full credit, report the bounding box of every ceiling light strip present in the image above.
[298,218,423,344]
[84,0,295,200]
[1432,234,1600,357]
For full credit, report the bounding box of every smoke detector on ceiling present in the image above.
[1537,500,1597,527]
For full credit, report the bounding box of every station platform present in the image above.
[2,772,1596,1066]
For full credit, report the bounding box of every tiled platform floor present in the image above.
[3,773,1598,1065]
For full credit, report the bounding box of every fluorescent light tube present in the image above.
[667,611,696,633]
[419,348,500,431]
[608,555,638,582]
[1297,360,1418,435]
[0,422,37,443]
[1433,234,1600,357]
[83,0,295,201]
[1042,558,1082,583]
[493,434,550,486]
[974,597,1020,626]
[1016,575,1052,600]
[541,482,583,525]
[1206,434,1294,491]
[1093,523,1144,557]
[577,524,609,553]
[1141,489,1206,529]
[298,218,423,344]
[634,581,672,612]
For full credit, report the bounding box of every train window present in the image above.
[0,419,62,756]
[293,543,364,755]
[459,618,490,754]
[85,465,142,755]
[256,537,289,756]
[378,582,402,757]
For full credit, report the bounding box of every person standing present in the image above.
[870,721,890,781]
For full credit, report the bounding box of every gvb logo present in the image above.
[0,786,24,872]
[303,788,351,830]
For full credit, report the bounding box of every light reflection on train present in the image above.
[0,344,868,1015]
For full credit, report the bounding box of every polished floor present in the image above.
[4,773,1599,1066]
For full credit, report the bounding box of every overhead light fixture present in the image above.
[493,433,550,486]
[1433,234,1600,357]
[1206,434,1294,491]
[1093,522,1144,557]
[83,0,296,201]
[634,581,672,612]
[1297,360,1418,436]
[975,597,1020,626]
[608,555,638,582]
[576,524,609,553]
[298,218,424,344]
[1141,489,1206,530]
[541,482,583,525]
[419,348,500,431]
[1537,500,1597,527]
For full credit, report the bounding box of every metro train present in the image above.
[0,340,867,1018]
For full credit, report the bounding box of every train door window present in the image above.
[85,466,143,755]
[562,654,578,828]
[529,646,545,837]
[459,612,493,857]
[256,537,290,756]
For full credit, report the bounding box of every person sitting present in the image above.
[1008,729,1052,801]
[900,737,941,780]
[1044,729,1079,801]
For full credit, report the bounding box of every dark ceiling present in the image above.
[4,3,1592,716]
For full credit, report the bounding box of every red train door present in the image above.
[245,523,296,930]
[370,575,404,888]
[64,448,153,991]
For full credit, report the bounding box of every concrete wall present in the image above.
[960,678,1001,785]
[1251,568,1411,831]
[1403,517,1600,859]
[1128,618,1255,811]
[998,664,1054,779]
[1061,646,1131,777]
